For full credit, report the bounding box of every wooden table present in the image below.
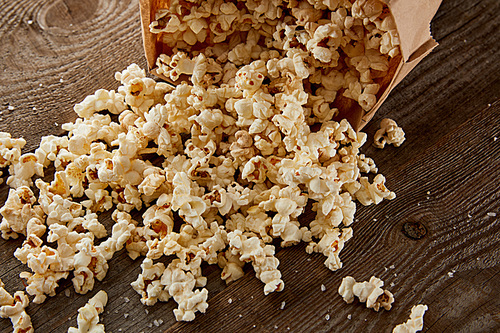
[0,0,498,332]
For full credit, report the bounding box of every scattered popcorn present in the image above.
[392,304,428,333]
[0,279,34,333]
[0,5,402,320]
[338,276,394,311]
[68,290,107,333]
[374,118,405,149]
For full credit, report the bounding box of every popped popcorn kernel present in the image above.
[68,290,108,333]
[374,118,406,148]
[338,275,394,311]
[392,304,428,333]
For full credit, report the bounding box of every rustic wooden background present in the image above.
[0,0,499,332]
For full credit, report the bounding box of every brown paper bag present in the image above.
[139,0,442,130]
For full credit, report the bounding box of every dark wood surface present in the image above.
[0,0,499,332]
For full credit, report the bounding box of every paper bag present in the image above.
[139,0,442,130]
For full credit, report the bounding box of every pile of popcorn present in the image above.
[151,0,400,115]
[0,0,403,326]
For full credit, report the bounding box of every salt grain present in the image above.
[390,282,395,287]
[39,83,43,87]
[448,272,454,278]
[389,265,395,269]
[64,289,70,297]
[325,314,330,321]
[124,313,129,319]
[280,301,286,310]
[145,309,149,315]
[147,323,152,328]
[487,212,496,217]
[158,319,163,325]
[347,314,352,320]
[27,20,33,25]
[228,298,233,304]
[60,78,64,83]
[321,284,326,292]
[426,191,431,195]
[238,314,242,318]
[274,325,278,329]
[7,105,14,111]
[153,320,160,327]
[124,297,130,303]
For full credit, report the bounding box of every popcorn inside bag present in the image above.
[0,0,442,325]
[140,0,442,130]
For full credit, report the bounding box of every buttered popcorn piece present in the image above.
[338,275,394,311]
[68,290,108,333]
[0,279,34,333]
[374,118,406,148]
[393,304,428,333]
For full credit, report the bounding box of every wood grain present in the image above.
[0,0,499,332]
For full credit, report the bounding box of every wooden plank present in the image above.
[167,102,500,333]
[0,0,498,332]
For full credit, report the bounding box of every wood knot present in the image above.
[402,221,427,240]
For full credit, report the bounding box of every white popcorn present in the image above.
[374,118,406,148]
[227,230,284,295]
[355,174,396,206]
[393,304,428,333]
[118,77,156,116]
[68,290,107,333]
[74,89,127,119]
[7,153,44,188]
[218,250,245,284]
[72,238,108,294]
[0,132,26,168]
[0,282,34,333]
[131,258,170,306]
[20,270,69,304]
[0,186,44,239]
[338,275,394,311]
[160,259,209,322]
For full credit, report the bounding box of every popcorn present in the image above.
[374,118,406,148]
[131,258,170,306]
[338,275,394,311]
[160,259,209,321]
[0,15,402,320]
[0,186,44,240]
[392,304,428,333]
[74,89,127,119]
[0,132,26,168]
[7,153,44,188]
[20,270,69,304]
[68,290,107,333]
[0,281,34,333]
[355,174,396,206]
